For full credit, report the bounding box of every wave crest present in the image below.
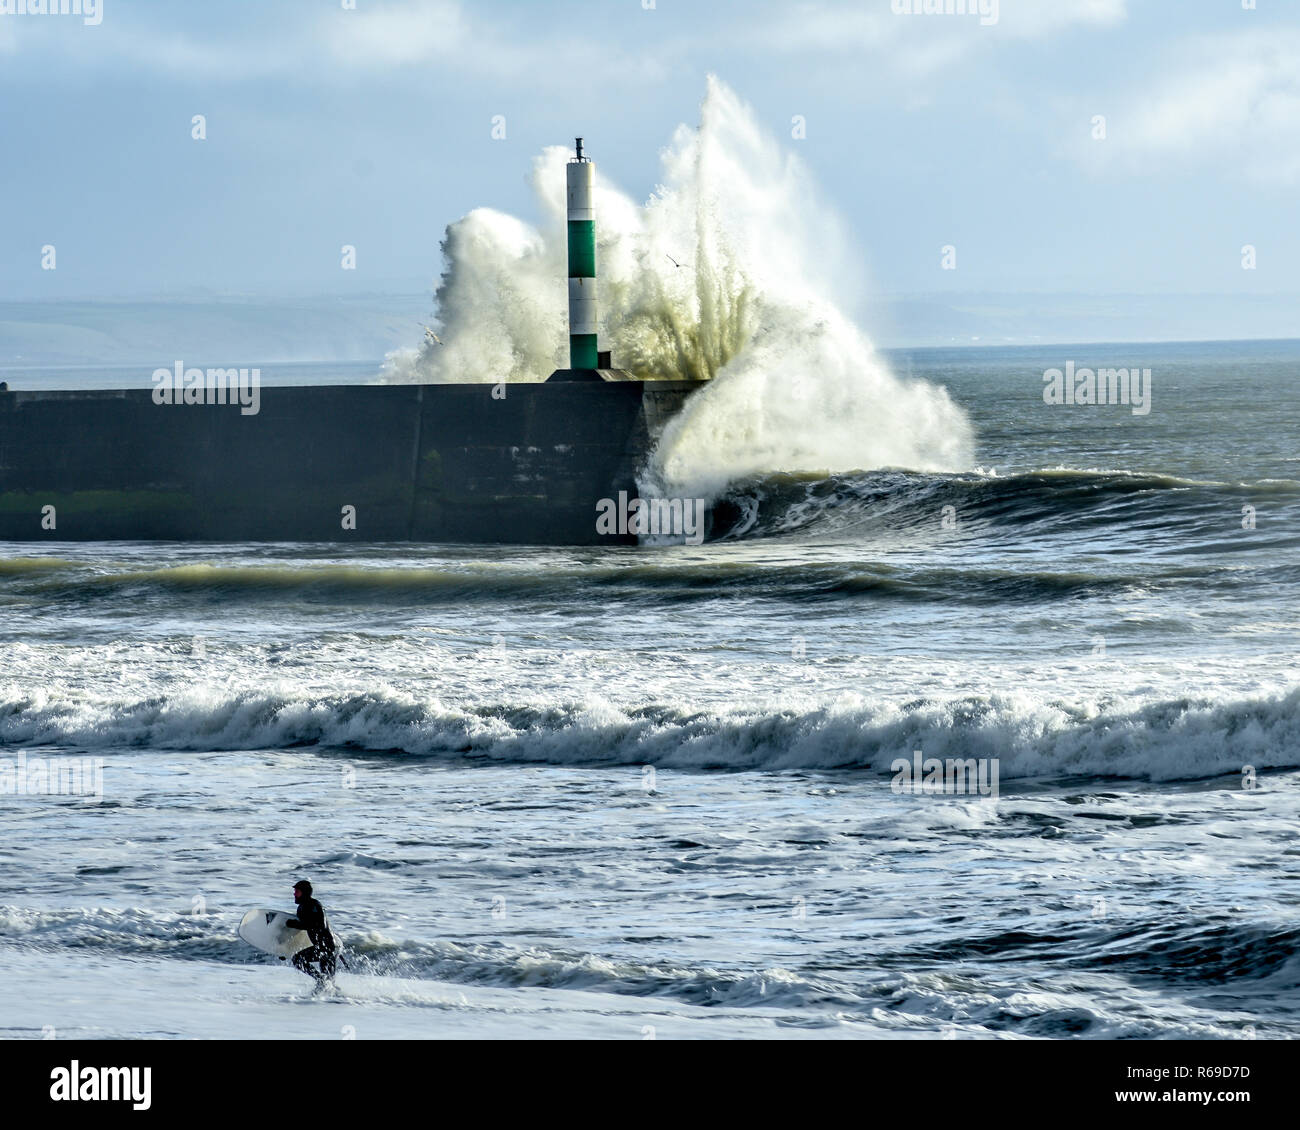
[3,685,1298,783]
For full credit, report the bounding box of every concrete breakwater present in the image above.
[0,380,699,544]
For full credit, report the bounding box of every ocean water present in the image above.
[2,339,1300,1040]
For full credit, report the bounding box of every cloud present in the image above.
[316,1,668,83]
[996,0,1126,39]
[1072,29,1300,185]
[745,0,1128,77]
[0,0,1132,89]
[319,0,470,68]
[0,0,667,85]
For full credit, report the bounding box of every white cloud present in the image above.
[1074,29,1300,185]
[316,1,667,83]
[0,0,1132,87]
[0,0,666,85]
[996,0,1127,39]
[317,0,472,68]
[747,0,1128,76]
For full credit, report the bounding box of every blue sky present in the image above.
[2,0,1296,317]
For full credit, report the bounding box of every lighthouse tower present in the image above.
[547,136,645,382]
[566,138,598,370]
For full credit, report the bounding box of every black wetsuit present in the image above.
[286,897,337,983]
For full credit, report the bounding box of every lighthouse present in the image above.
[546,136,680,383]
[567,138,598,370]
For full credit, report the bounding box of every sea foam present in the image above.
[382,76,973,500]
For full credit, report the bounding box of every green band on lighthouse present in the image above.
[567,221,596,279]
[569,334,598,369]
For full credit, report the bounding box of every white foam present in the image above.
[3,683,1298,783]
[381,76,974,497]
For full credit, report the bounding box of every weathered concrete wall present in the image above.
[0,381,699,544]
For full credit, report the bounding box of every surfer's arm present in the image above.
[287,902,323,932]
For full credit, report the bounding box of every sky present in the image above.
[1,0,1296,340]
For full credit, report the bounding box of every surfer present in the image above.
[285,879,337,986]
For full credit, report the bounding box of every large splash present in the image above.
[384,76,974,499]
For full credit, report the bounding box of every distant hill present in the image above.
[1,292,1295,367]
[860,292,1300,349]
[0,295,430,367]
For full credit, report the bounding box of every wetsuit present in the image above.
[286,897,337,983]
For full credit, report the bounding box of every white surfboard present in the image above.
[238,908,311,958]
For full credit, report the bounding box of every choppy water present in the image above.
[2,340,1299,1039]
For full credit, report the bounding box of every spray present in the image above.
[384,76,974,500]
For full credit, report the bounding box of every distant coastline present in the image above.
[1,293,1297,369]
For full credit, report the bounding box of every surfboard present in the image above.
[238,908,311,958]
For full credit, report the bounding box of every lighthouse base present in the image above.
[546,368,645,383]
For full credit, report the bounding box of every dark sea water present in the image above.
[2,340,1298,1038]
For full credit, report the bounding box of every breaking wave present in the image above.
[3,684,1298,783]
[381,75,973,497]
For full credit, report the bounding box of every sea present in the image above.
[2,339,1299,1040]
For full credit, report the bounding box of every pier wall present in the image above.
[0,382,698,544]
